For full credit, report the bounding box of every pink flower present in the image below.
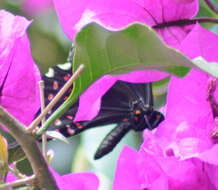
[53,0,198,46]
[52,0,207,121]
[7,167,99,190]
[113,69,218,189]
[0,10,41,128]
[113,20,218,189]
[51,167,99,190]
[178,23,218,62]
[113,145,217,190]
[75,13,218,121]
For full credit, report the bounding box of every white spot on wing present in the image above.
[57,62,72,70]
[45,68,54,78]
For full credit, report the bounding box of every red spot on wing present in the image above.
[156,114,161,119]
[54,119,61,126]
[66,115,73,120]
[53,81,59,90]
[75,122,83,129]
[135,109,141,115]
[66,124,75,135]
[134,116,139,121]
[64,74,71,81]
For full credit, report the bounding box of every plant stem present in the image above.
[0,107,59,190]
[0,175,35,190]
[8,166,25,179]
[38,81,48,162]
[153,17,218,29]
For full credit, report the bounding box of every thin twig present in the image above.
[28,64,85,132]
[204,0,218,14]
[0,175,36,190]
[8,166,25,179]
[0,107,59,190]
[38,81,48,162]
[153,17,218,28]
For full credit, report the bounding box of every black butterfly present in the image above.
[41,62,164,160]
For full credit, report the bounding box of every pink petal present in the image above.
[0,10,41,128]
[53,0,198,44]
[7,167,99,190]
[53,0,147,40]
[157,69,213,141]
[51,168,99,190]
[114,144,215,189]
[179,24,218,62]
[204,164,218,189]
[164,158,214,190]
[140,140,215,189]
[195,144,218,165]
[113,146,145,190]
[141,0,198,25]
[113,146,167,190]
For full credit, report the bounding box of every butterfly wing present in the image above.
[41,64,154,138]
[45,80,137,136]
[56,81,153,136]
[94,121,132,159]
[90,81,153,125]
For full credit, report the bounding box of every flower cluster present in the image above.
[1,0,218,189]
[113,69,218,189]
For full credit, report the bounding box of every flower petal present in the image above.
[0,10,41,128]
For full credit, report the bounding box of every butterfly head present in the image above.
[145,110,164,130]
[133,109,164,131]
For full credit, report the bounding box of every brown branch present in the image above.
[0,106,59,190]
[205,0,218,14]
[152,17,218,29]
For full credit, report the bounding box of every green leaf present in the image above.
[70,23,202,103]
[193,57,218,77]
[198,0,218,19]
[8,144,25,164]
[38,23,213,134]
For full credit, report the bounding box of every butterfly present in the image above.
[41,62,164,160]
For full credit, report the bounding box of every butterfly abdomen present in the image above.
[94,121,131,159]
